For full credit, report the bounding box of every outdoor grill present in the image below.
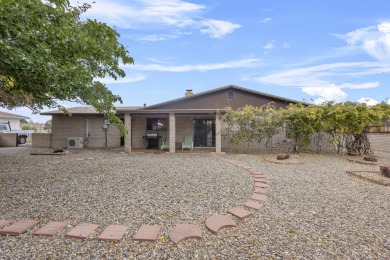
[142,134,161,149]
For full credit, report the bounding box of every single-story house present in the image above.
[0,111,30,130]
[40,85,303,152]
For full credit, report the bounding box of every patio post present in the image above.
[169,113,176,153]
[215,111,222,153]
[124,113,132,153]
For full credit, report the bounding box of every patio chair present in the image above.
[182,135,193,150]
[160,137,170,150]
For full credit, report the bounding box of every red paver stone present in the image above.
[33,221,68,237]
[244,200,265,210]
[251,171,263,175]
[205,215,236,235]
[169,224,202,245]
[98,224,129,241]
[253,174,265,178]
[0,219,11,229]
[255,182,269,188]
[227,207,252,220]
[254,187,269,194]
[254,179,267,184]
[0,219,38,236]
[251,194,268,202]
[133,225,162,241]
[65,223,99,239]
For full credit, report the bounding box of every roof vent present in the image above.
[185,89,193,97]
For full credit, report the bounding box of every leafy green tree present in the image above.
[221,103,283,148]
[281,103,321,153]
[22,125,37,131]
[44,120,52,131]
[0,0,133,135]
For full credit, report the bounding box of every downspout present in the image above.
[83,119,90,144]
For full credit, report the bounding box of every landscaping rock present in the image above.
[277,154,290,160]
[380,165,390,178]
[363,155,378,162]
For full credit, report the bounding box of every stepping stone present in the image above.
[253,174,265,178]
[98,224,129,241]
[33,221,68,237]
[205,215,236,235]
[0,219,11,229]
[169,224,202,245]
[65,223,99,239]
[251,171,263,175]
[244,200,265,210]
[254,179,267,184]
[251,194,268,202]
[255,182,269,188]
[254,187,269,194]
[0,219,38,236]
[227,207,252,220]
[133,225,162,242]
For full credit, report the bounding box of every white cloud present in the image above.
[342,22,390,62]
[126,58,260,72]
[255,62,382,103]
[259,18,273,24]
[97,75,146,84]
[200,19,241,38]
[302,87,348,104]
[263,42,275,50]
[136,34,179,42]
[282,42,291,48]
[357,97,380,106]
[74,0,240,38]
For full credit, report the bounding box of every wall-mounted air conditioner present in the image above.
[67,137,84,148]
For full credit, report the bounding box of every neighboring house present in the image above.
[40,85,303,152]
[0,111,30,130]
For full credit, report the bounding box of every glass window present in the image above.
[147,118,167,131]
[227,90,234,100]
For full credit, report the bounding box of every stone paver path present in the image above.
[0,156,271,246]
[133,225,162,242]
[0,219,38,236]
[169,224,202,244]
[98,225,129,241]
[65,223,99,239]
[205,215,236,234]
[33,221,68,237]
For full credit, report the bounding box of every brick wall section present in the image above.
[368,133,390,153]
[52,115,120,148]
[32,133,51,148]
[0,133,18,147]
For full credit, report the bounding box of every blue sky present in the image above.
[3,0,390,122]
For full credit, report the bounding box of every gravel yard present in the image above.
[0,147,389,259]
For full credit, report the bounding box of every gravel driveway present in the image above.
[0,147,389,259]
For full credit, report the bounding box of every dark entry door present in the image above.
[193,119,215,147]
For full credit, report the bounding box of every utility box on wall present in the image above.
[67,137,83,148]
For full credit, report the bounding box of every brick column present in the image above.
[124,113,132,153]
[215,112,222,153]
[169,113,176,153]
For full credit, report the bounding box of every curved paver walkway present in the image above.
[169,224,202,244]
[205,215,236,234]
[0,155,271,246]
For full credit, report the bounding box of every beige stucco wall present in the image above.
[368,133,390,153]
[52,115,120,148]
[0,133,18,147]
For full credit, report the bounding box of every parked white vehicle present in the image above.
[0,122,34,144]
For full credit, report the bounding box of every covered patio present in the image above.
[118,109,224,153]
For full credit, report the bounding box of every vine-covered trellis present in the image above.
[221,101,390,155]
